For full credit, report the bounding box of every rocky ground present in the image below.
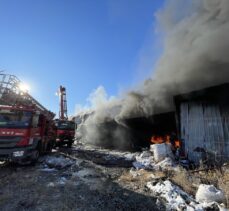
[0,143,228,211]
[0,145,161,211]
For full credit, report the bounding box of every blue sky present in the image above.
[0,0,164,116]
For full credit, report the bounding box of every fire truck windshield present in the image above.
[56,121,75,130]
[0,110,32,128]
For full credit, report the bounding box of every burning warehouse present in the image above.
[76,111,177,151]
[123,83,229,164]
[174,83,229,164]
[77,83,229,165]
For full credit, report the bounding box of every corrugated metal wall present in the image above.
[180,102,229,163]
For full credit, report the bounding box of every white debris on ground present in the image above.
[45,156,74,169]
[154,157,180,171]
[102,150,137,161]
[103,152,137,162]
[132,144,177,171]
[122,152,137,161]
[147,180,194,210]
[196,184,226,204]
[133,151,154,169]
[47,182,55,187]
[150,143,174,162]
[39,167,58,172]
[73,144,138,162]
[39,145,228,210]
[130,143,227,210]
[147,180,226,211]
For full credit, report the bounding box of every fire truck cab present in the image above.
[55,119,75,148]
[0,106,56,164]
[0,74,56,164]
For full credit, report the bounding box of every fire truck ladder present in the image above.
[0,73,54,118]
[58,85,68,120]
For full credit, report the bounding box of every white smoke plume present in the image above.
[76,0,229,148]
[75,85,120,122]
[75,86,130,148]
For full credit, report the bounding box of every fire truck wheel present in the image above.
[16,150,39,166]
[31,150,40,162]
[30,141,42,164]
[46,142,53,153]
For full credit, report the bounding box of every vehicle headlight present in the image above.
[13,151,24,157]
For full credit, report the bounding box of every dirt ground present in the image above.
[0,146,162,211]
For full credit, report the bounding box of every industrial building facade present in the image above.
[175,84,229,164]
[75,83,229,164]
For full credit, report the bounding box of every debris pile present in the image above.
[129,143,228,210]
[132,143,177,171]
[133,151,154,169]
[147,180,226,211]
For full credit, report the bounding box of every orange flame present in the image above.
[150,135,169,144]
[150,135,181,148]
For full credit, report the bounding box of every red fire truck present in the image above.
[0,74,56,164]
[55,86,76,147]
[55,86,75,148]
[55,119,75,147]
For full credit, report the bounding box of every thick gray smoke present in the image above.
[118,0,229,118]
[77,0,229,149]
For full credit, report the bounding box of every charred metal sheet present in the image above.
[175,83,229,163]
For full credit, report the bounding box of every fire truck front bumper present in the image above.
[0,146,36,162]
[56,135,74,143]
